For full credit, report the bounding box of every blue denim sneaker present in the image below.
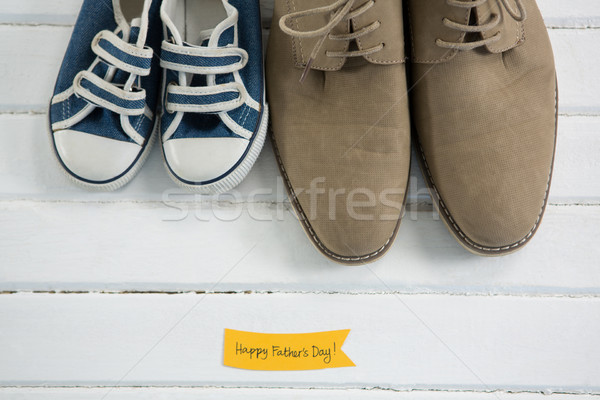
[49,0,162,191]
[159,0,269,194]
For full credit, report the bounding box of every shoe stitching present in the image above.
[134,113,144,133]
[240,104,251,129]
[170,99,243,112]
[489,13,525,53]
[416,86,558,253]
[286,0,302,68]
[271,135,399,263]
[61,98,67,121]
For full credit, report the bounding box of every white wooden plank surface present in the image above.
[1,203,598,294]
[551,116,600,202]
[1,1,599,398]
[539,0,600,28]
[551,29,600,115]
[1,388,597,400]
[1,26,599,115]
[0,0,274,26]
[0,0,83,25]
[0,293,598,391]
[1,114,598,203]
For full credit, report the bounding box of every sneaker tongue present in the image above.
[185,21,235,49]
[208,25,235,47]
[189,21,235,48]
[204,3,237,48]
[128,18,143,45]
[130,17,142,28]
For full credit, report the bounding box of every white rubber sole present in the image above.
[47,115,158,192]
[162,103,269,195]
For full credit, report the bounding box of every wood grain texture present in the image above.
[0,0,82,25]
[1,388,598,399]
[0,293,598,391]
[0,0,274,25]
[0,0,598,397]
[1,202,598,294]
[531,0,600,28]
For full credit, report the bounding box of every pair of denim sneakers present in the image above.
[49,0,268,193]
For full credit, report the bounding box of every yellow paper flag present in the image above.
[223,329,355,371]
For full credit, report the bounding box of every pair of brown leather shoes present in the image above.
[267,0,558,264]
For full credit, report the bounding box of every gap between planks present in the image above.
[2,111,599,117]
[0,200,598,207]
[1,291,600,298]
[0,22,596,28]
[0,386,599,396]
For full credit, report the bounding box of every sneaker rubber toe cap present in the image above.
[163,137,248,184]
[53,130,142,183]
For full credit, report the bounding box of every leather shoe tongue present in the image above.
[286,0,406,72]
[285,0,350,72]
[351,0,405,66]
[475,2,525,53]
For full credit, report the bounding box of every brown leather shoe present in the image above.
[407,0,558,256]
[267,0,411,264]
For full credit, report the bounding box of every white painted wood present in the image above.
[0,114,597,203]
[0,25,71,113]
[0,0,82,25]
[0,387,597,400]
[552,116,600,202]
[539,0,600,28]
[1,203,598,294]
[0,293,598,391]
[0,21,599,114]
[551,29,600,115]
[0,1,598,396]
[0,0,274,26]
[0,0,598,28]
